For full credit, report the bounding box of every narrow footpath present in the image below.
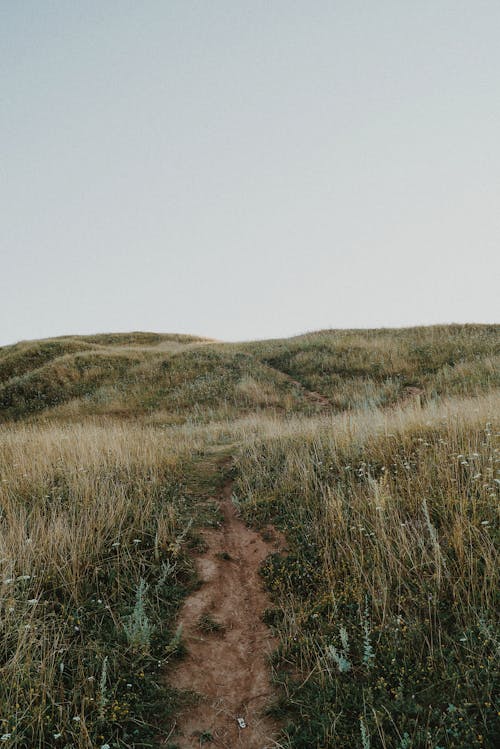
[165,478,284,748]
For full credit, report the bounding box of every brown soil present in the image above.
[164,480,285,748]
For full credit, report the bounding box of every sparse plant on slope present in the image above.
[362,597,375,669]
[98,656,109,722]
[123,579,152,652]
[328,626,352,673]
[359,716,371,749]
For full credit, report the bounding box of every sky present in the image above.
[1,0,499,345]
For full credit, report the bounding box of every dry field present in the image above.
[0,325,498,748]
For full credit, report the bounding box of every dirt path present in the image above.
[262,362,332,409]
[285,376,332,408]
[165,479,284,748]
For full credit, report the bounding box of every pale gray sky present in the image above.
[1,1,499,345]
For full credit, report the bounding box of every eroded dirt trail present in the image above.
[166,480,284,748]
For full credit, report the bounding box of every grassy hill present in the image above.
[0,325,498,748]
[1,324,498,422]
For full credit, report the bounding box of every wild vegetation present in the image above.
[1,325,497,423]
[0,325,498,748]
[236,393,499,748]
[0,420,229,747]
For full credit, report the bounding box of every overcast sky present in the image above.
[1,1,499,345]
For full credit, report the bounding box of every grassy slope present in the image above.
[0,337,312,422]
[0,326,498,748]
[236,324,500,408]
[1,325,498,422]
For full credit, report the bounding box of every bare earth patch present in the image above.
[165,479,284,748]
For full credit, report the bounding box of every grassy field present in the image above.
[236,393,499,748]
[0,325,498,748]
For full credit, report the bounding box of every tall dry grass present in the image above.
[235,392,500,748]
[0,420,218,747]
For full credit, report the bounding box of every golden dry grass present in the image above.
[0,420,222,747]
